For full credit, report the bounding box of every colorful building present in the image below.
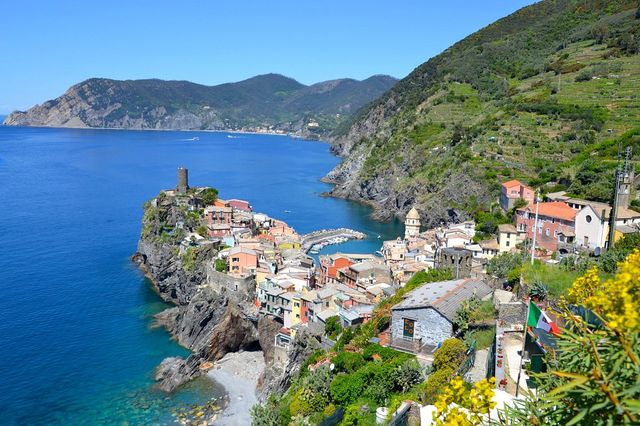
[516,202,576,252]
[497,224,518,253]
[228,246,258,277]
[500,180,535,212]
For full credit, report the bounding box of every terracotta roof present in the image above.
[519,202,576,221]
[501,179,527,189]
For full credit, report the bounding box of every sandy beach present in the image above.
[208,350,265,425]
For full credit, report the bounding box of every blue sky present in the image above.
[0,0,537,114]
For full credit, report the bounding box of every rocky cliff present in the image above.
[4,74,396,137]
[326,0,640,225]
[133,189,319,396]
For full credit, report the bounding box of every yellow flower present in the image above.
[567,250,640,334]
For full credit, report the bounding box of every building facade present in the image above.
[516,202,576,252]
[500,180,534,212]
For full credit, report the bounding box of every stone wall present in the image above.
[498,301,527,328]
[205,266,256,300]
[391,307,453,347]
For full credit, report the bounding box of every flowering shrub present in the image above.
[434,376,496,425]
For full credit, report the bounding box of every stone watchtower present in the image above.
[404,207,421,240]
[177,167,189,194]
[439,247,473,279]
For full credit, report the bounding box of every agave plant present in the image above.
[528,282,549,302]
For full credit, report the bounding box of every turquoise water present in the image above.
[0,126,401,425]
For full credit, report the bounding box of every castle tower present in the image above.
[404,207,421,240]
[177,167,189,194]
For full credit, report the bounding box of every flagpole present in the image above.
[530,192,540,265]
[515,298,531,397]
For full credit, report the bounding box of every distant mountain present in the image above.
[3,74,397,137]
[326,0,640,224]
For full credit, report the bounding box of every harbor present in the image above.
[300,228,367,254]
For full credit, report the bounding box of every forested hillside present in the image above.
[327,0,640,225]
[4,74,396,137]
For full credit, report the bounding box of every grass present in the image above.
[521,262,582,297]
[465,327,496,351]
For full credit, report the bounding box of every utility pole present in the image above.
[608,147,632,249]
[530,192,540,265]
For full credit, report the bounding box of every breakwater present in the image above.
[300,228,367,253]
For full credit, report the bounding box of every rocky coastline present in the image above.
[131,185,323,410]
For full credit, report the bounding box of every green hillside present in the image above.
[329,0,640,223]
[4,74,397,136]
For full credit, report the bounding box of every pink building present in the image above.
[227,199,252,212]
[516,202,576,252]
[205,206,233,238]
[500,180,535,212]
[228,247,258,277]
[205,206,233,225]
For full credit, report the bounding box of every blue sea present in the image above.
[0,126,401,425]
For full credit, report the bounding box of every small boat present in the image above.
[377,235,381,239]
[309,250,319,254]
[187,136,199,141]
[284,210,292,213]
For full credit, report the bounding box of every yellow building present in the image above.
[497,224,518,253]
[291,294,302,326]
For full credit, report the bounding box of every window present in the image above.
[294,302,300,307]
[403,318,415,339]
[506,241,510,247]
[586,215,592,223]
[554,230,558,237]
[545,228,550,237]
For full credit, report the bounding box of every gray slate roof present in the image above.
[391,278,492,322]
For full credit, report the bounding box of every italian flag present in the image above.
[527,301,560,334]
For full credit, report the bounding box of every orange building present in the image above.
[228,247,258,277]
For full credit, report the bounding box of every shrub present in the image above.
[364,381,390,405]
[362,343,397,361]
[486,252,525,279]
[214,258,227,273]
[331,352,365,374]
[504,251,640,424]
[330,374,364,405]
[391,359,423,393]
[418,367,455,404]
[289,389,313,416]
[324,316,342,338]
[199,187,218,205]
[341,403,371,426]
[433,338,467,372]
[251,402,281,426]
[323,404,336,417]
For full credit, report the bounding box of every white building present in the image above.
[575,203,640,251]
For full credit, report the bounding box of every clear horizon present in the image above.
[0,0,536,114]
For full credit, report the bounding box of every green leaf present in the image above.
[566,409,588,426]
[548,375,590,396]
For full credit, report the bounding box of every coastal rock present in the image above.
[258,327,323,401]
